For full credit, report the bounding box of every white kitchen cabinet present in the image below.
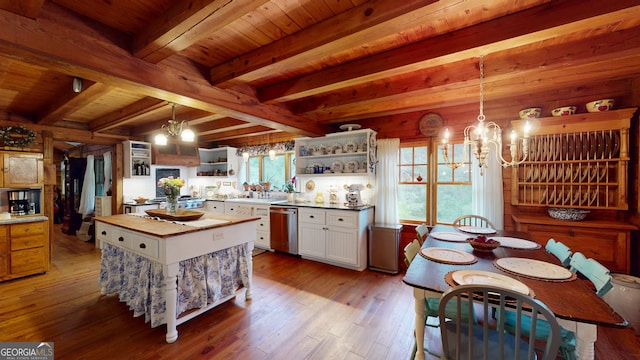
[298,207,373,271]
[224,201,270,250]
[294,128,377,176]
[123,140,152,178]
[122,203,159,214]
[204,200,224,213]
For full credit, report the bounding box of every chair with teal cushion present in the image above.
[405,241,475,359]
[546,238,572,266]
[439,284,562,360]
[502,251,613,359]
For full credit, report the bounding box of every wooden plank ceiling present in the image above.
[0,0,639,149]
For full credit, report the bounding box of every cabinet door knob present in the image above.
[309,215,315,219]
[139,243,146,249]
[118,236,124,242]
[338,218,344,222]
[101,231,107,235]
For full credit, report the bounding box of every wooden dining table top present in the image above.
[402,224,626,328]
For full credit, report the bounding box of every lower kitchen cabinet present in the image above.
[512,214,636,274]
[1,219,50,281]
[204,200,224,213]
[298,207,373,271]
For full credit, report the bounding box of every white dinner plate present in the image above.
[495,257,573,280]
[489,236,540,250]
[430,232,469,242]
[457,226,497,234]
[452,270,530,295]
[421,247,476,264]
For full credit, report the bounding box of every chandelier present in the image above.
[154,103,195,145]
[441,56,529,175]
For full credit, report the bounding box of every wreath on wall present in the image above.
[0,126,37,148]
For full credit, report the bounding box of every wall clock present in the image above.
[418,113,444,137]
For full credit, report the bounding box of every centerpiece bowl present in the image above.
[466,235,500,252]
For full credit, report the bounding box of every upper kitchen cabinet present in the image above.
[1,152,44,187]
[295,128,377,176]
[510,108,636,210]
[188,147,238,178]
[123,140,151,178]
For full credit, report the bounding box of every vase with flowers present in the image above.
[158,176,184,215]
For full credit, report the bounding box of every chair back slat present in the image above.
[403,239,420,267]
[415,223,429,245]
[452,215,496,230]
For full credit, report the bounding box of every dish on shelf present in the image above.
[345,160,358,173]
[599,166,607,181]
[343,141,357,153]
[528,137,537,161]
[360,159,368,170]
[539,189,547,204]
[306,145,316,155]
[547,165,555,182]
[331,160,344,173]
[318,144,329,155]
[339,123,361,131]
[332,142,343,154]
[589,190,599,206]
[524,167,532,181]
[305,180,315,191]
[359,140,368,152]
[567,135,575,160]
[611,131,620,158]
[451,270,530,295]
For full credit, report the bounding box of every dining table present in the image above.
[403,224,626,360]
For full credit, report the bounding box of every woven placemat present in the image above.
[445,271,536,299]
[419,247,478,265]
[493,260,577,282]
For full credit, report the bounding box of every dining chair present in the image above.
[545,238,572,267]
[415,223,429,245]
[452,215,496,230]
[403,239,420,268]
[439,284,562,360]
[404,239,475,359]
[502,252,613,360]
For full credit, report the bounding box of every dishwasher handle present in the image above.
[270,208,297,215]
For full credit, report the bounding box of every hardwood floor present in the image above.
[0,224,638,359]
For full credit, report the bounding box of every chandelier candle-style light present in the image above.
[155,103,195,145]
[442,56,529,175]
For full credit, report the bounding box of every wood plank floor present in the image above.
[0,224,638,359]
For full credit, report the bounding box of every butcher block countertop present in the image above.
[95,213,259,238]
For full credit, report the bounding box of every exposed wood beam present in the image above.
[209,0,442,86]
[133,0,270,63]
[294,26,640,116]
[198,126,278,142]
[0,0,44,19]
[37,80,109,125]
[0,2,330,137]
[260,0,640,103]
[0,118,123,144]
[89,98,167,132]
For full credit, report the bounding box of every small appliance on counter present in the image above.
[7,188,41,216]
[346,184,364,207]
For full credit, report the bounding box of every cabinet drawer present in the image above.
[11,222,45,238]
[257,218,269,231]
[128,233,159,260]
[326,210,357,228]
[11,248,45,273]
[299,209,325,225]
[10,234,44,251]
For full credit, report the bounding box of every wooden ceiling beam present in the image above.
[90,98,167,132]
[0,2,330,138]
[197,126,278,142]
[260,0,640,104]
[36,80,109,125]
[208,0,442,86]
[0,0,44,19]
[133,0,270,63]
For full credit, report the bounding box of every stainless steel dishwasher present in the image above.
[270,206,298,255]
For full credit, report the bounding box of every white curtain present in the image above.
[471,148,504,230]
[374,138,400,224]
[103,151,112,195]
[78,155,95,217]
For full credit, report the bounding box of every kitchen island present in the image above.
[94,212,259,343]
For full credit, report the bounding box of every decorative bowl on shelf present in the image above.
[518,107,541,119]
[134,197,149,204]
[551,106,577,117]
[586,99,614,113]
[466,235,500,252]
[547,208,590,221]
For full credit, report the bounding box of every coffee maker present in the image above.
[7,189,40,216]
[8,190,29,216]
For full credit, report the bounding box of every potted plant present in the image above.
[284,181,295,202]
[261,176,273,191]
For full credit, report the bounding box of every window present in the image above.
[246,153,295,190]
[398,140,472,225]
